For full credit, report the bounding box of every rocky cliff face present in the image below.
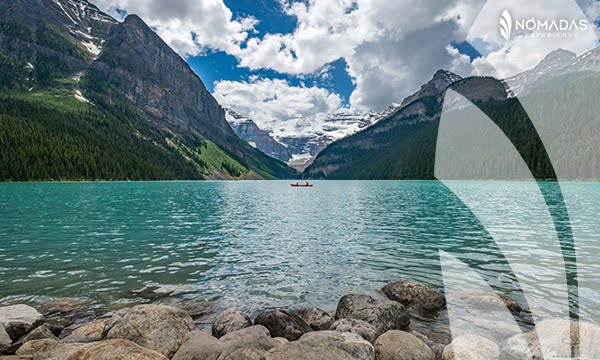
[96,15,236,148]
[226,110,292,163]
[0,0,296,180]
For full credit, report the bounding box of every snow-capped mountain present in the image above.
[50,0,117,59]
[401,70,462,107]
[226,107,399,170]
[503,49,577,97]
[226,110,292,162]
[503,47,600,97]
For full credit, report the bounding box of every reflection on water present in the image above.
[0,181,596,316]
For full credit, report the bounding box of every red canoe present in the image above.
[291,183,313,187]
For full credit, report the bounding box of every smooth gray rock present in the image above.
[330,319,378,344]
[264,330,374,360]
[172,331,224,360]
[103,304,193,358]
[68,339,168,360]
[382,281,446,317]
[212,309,252,339]
[375,330,434,360]
[335,294,409,335]
[254,309,312,341]
[0,305,45,341]
[217,334,280,360]
[15,339,85,359]
[500,320,600,360]
[296,308,334,331]
[63,318,110,343]
[443,334,499,360]
[219,325,270,343]
[0,324,11,352]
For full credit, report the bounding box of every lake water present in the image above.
[0,181,598,319]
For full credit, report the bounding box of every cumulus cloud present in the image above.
[89,0,258,56]
[90,0,600,113]
[213,78,342,130]
[466,0,599,79]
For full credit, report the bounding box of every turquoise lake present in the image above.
[0,181,597,317]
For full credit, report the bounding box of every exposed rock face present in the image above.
[335,294,410,335]
[296,308,335,331]
[172,331,224,360]
[382,281,446,318]
[401,70,462,108]
[254,310,312,341]
[103,305,193,358]
[0,324,11,352]
[15,339,85,359]
[500,320,600,360]
[226,110,292,163]
[219,326,271,343]
[212,309,252,339]
[63,319,109,343]
[68,339,167,360]
[97,15,236,147]
[217,333,280,360]
[264,331,375,360]
[450,289,523,313]
[0,305,45,340]
[329,319,378,344]
[504,48,577,96]
[374,330,434,360]
[18,325,58,344]
[442,334,499,360]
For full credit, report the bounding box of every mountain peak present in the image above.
[123,14,145,26]
[537,49,577,70]
[400,69,462,107]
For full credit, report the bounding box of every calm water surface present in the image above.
[0,181,597,316]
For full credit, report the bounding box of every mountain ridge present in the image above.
[0,0,297,181]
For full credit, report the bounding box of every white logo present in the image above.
[500,10,512,41]
[499,10,589,41]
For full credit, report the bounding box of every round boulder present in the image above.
[382,281,446,317]
[264,331,374,360]
[375,330,434,360]
[103,304,193,358]
[254,309,312,341]
[0,324,11,352]
[172,331,224,360]
[330,319,378,344]
[442,334,499,360]
[67,339,167,360]
[63,318,110,343]
[212,309,252,339]
[217,333,280,360]
[16,339,85,359]
[0,304,45,340]
[500,319,600,359]
[335,294,409,335]
[296,308,334,331]
[219,325,271,343]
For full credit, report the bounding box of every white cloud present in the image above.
[89,0,258,56]
[90,0,600,113]
[466,0,599,79]
[212,78,342,130]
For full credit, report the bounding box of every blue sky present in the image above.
[188,0,356,106]
[93,0,600,128]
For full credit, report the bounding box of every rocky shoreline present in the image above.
[0,280,594,360]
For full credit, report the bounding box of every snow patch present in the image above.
[80,40,102,58]
[74,90,90,103]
